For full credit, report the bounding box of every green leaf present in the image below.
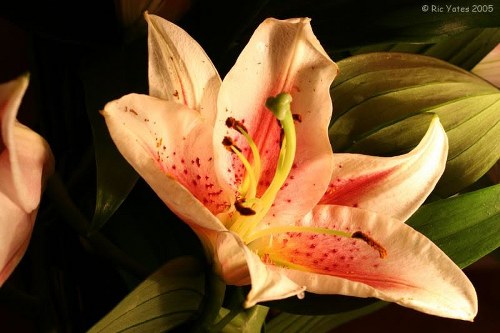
[214,305,269,333]
[266,301,387,333]
[80,39,147,232]
[351,28,500,70]
[409,184,500,268]
[191,272,227,332]
[87,256,205,333]
[329,52,500,196]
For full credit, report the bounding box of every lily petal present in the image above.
[0,75,54,285]
[0,75,53,212]
[0,193,35,285]
[252,204,477,320]
[146,13,221,124]
[102,93,229,230]
[320,116,448,221]
[214,18,338,223]
[214,231,305,308]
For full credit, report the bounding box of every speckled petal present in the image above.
[251,204,477,320]
[103,93,229,229]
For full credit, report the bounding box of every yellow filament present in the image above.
[231,146,258,200]
[237,125,262,192]
[265,254,311,272]
[227,144,261,235]
[245,225,352,245]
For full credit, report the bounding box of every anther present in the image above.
[225,117,248,133]
[222,136,241,152]
[292,114,302,123]
[235,199,256,216]
[352,231,387,259]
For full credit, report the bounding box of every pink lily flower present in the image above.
[102,14,477,320]
[0,75,54,285]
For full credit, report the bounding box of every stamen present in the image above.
[235,199,256,216]
[352,231,387,259]
[222,136,258,200]
[226,117,248,133]
[225,117,262,199]
[222,136,241,152]
[231,147,258,199]
[246,226,352,244]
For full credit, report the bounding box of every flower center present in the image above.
[221,92,387,261]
